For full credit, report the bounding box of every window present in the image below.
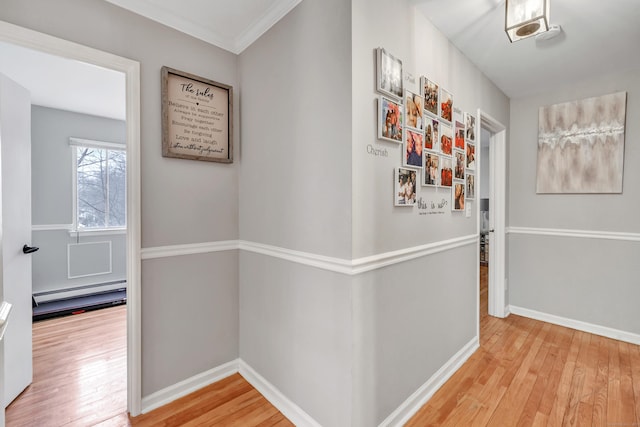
[71,138,126,231]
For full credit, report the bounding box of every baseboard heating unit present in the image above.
[32,282,127,321]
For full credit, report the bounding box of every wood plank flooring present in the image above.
[5,306,292,426]
[6,305,128,426]
[7,268,639,426]
[407,265,640,426]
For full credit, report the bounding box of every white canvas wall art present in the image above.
[536,91,627,193]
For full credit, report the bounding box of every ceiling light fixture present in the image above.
[505,0,550,42]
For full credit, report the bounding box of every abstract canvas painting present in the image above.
[536,91,627,193]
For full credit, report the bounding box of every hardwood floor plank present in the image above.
[7,307,292,427]
[408,265,640,426]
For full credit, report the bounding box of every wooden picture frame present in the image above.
[161,66,233,163]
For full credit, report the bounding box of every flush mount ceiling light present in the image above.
[505,0,550,42]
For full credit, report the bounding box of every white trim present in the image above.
[240,234,478,275]
[233,0,303,53]
[141,240,239,260]
[239,240,351,274]
[141,235,478,273]
[479,110,508,319]
[69,137,125,150]
[379,337,479,427]
[239,360,321,427]
[507,226,640,242]
[32,224,73,232]
[0,20,144,416]
[68,228,127,237]
[102,0,302,55]
[350,234,477,274]
[141,359,239,414]
[509,306,640,346]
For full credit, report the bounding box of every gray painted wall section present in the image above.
[31,106,126,294]
[238,0,353,424]
[350,0,509,423]
[0,0,240,398]
[508,68,640,336]
[141,252,238,395]
[238,0,352,259]
[352,244,477,426]
[509,235,640,334]
[239,252,352,427]
[351,0,510,258]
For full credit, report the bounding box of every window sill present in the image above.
[68,228,127,237]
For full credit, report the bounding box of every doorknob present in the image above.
[23,244,39,254]
[489,229,495,233]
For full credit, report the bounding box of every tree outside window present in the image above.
[76,146,126,229]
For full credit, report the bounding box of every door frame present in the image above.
[0,20,142,416]
[477,110,508,319]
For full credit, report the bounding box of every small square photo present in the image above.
[423,151,439,187]
[378,96,403,143]
[395,167,417,206]
[421,77,439,117]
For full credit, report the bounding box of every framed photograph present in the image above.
[395,167,417,206]
[421,77,439,117]
[425,118,439,151]
[440,88,453,123]
[454,149,465,180]
[376,48,403,99]
[465,112,476,142]
[452,181,465,211]
[466,142,476,170]
[405,90,424,130]
[440,122,452,155]
[440,155,453,187]
[404,129,424,169]
[161,66,233,163]
[466,173,475,200]
[454,108,465,149]
[423,151,440,187]
[378,96,403,143]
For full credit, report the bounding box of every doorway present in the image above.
[0,20,142,423]
[477,110,507,324]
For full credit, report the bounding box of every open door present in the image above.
[0,73,33,408]
[478,110,507,318]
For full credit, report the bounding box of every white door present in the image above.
[0,73,33,407]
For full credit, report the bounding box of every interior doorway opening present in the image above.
[477,110,507,332]
[0,21,141,425]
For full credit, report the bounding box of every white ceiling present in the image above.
[0,41,126,120]
[3,0,638,121]
[413,0,640,99]
[103,0,303,54]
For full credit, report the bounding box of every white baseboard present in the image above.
[379,337,480,427]
[239,359,322,427]
[509,305,640,345]
[140,359,239,414]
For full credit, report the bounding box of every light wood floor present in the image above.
[8,269,640,426]
[407,265,640,426]
[5,305,291,426]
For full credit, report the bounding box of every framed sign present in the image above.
[161,66,233,162]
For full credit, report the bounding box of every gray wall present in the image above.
[350,0,509,424]
[238,0,352,259]
[508,68,640,335]
[0,0,240,398]
[240,0,509,424]
[238,0,354,424]
[31,106,126,296]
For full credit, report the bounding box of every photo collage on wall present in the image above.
[375,47,476,211]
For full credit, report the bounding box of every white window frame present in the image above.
[70,137,127,235]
